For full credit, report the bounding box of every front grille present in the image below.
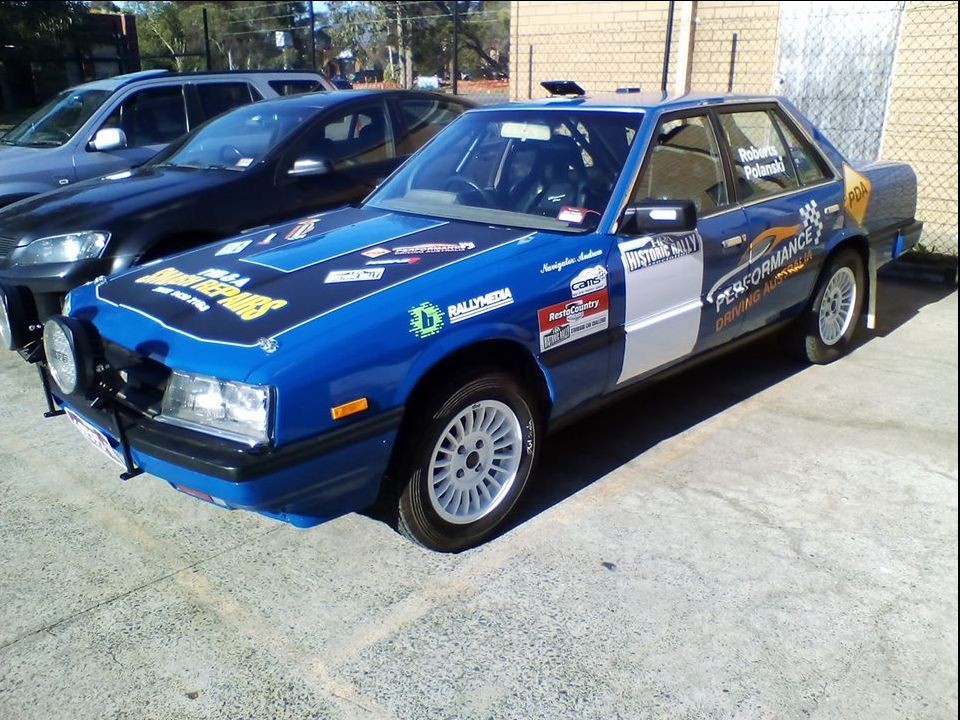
[0,235,16,263]
[101,340,172,416]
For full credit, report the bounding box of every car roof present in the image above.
[75,69,327,93]
[240,88,473,112]
[477,91,782,114]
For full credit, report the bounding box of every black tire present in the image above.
[784,248,865,364]
[395,371,540,552]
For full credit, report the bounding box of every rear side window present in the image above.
[196,83,255,119]
[100,85,188,148]
[719,110,799,201]
[269,80,323,96]
[291,102,394,169]
[771,111,831,186]
[632,114,728,214]
[397,98,464,153]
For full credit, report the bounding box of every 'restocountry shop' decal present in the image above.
[96,207,530,347]
[621,230,702,272]
[448,288,513,324]
[538,289,609,352]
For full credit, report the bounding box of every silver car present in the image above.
[0,69,333,210]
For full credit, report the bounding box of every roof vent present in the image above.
[616,87,642,93]
[540,80,586,97]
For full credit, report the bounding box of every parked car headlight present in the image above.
[14,231,110,266]
[160,370,273,446]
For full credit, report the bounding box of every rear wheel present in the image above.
[396,371,539,552]
[785,248,865,364]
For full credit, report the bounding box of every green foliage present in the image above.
[0,1,88,55]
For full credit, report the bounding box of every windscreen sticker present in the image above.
[538,289,609,352]
[621,230,701,272]
[737,145,787,180]
[707,200,822,331]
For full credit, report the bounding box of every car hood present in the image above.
[90,206,532,349]
[0,166,237,240]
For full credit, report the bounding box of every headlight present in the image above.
[160,370,273,446]
[42,316,98,395]
[13,231,109,266]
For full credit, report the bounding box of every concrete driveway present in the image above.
[0,277,956,720]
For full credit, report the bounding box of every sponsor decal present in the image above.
[409,302,444,339]
[540,248,604,274]
[537,289,609,352]
[557,206,588,224]
[448,288,514,324]
[135,267,287,321]
[570,265,607,298]
[621,230,701,272]
[285,219,318,240]
[843,163,872,225]
[365,257,421,266]
[737,145,787,181]
[324,268,385,283]
[216,239,252,256]
[393,241,475,255]
[361,247,391,259]
[709,200,823,331]
[257,232,278,246]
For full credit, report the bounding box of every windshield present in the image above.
[153,102,317,171]
[1,88,111,147]
[367,109,643,232]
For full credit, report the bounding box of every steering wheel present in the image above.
[444,176,498,208]
[219,144,244,165]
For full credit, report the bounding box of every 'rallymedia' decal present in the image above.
[448,288,513,324]
[538,289,609,352]
[621,230,701,272]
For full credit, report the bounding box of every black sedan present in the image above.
[0,89,470,332]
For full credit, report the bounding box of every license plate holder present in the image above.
[65,408,125,468]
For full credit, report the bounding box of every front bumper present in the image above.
[59,395,403,527]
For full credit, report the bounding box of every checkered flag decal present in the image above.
[799,199,824,245]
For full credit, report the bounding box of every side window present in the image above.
[398,98,465,151]
[196,83,255,119]
[771,111,831,186]
[719,110,799,201]
[268,80,323,96]
[100,86,188,147]
[291,102,394,169]
[631,114,728,214]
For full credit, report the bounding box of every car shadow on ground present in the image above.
[504,276,957,534]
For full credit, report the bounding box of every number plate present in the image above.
[65,409,125,468]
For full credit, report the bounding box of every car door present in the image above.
[715,106,842,335]
[76,84,190,180]
[616,111,749,385]
[274,99,397,219]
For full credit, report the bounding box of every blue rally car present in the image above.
[11,84,922,551]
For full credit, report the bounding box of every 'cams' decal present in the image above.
[843,163,872,225]
[538,289,609,352]
[622,230,702,272]
[135,267,286,321]
[448,288,513,324]
[540,248,603,274]
[570,265,607,298]
[409,302,444,339]
[708,200,823,332]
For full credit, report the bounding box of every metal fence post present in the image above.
[727,32,738,92]
[452,1,460,95]
[202,7,212,70]
[661,1,675,93]
[527,44,533,99]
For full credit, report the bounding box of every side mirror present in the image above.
[287,157,331,177]
[89,128,127,152]
[619,200,697,236]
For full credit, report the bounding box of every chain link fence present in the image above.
[511,0,958,255]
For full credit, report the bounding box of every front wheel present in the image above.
[785,248,865,364]
[396,372,540,552]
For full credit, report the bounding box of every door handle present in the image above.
[722,234,745,248]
